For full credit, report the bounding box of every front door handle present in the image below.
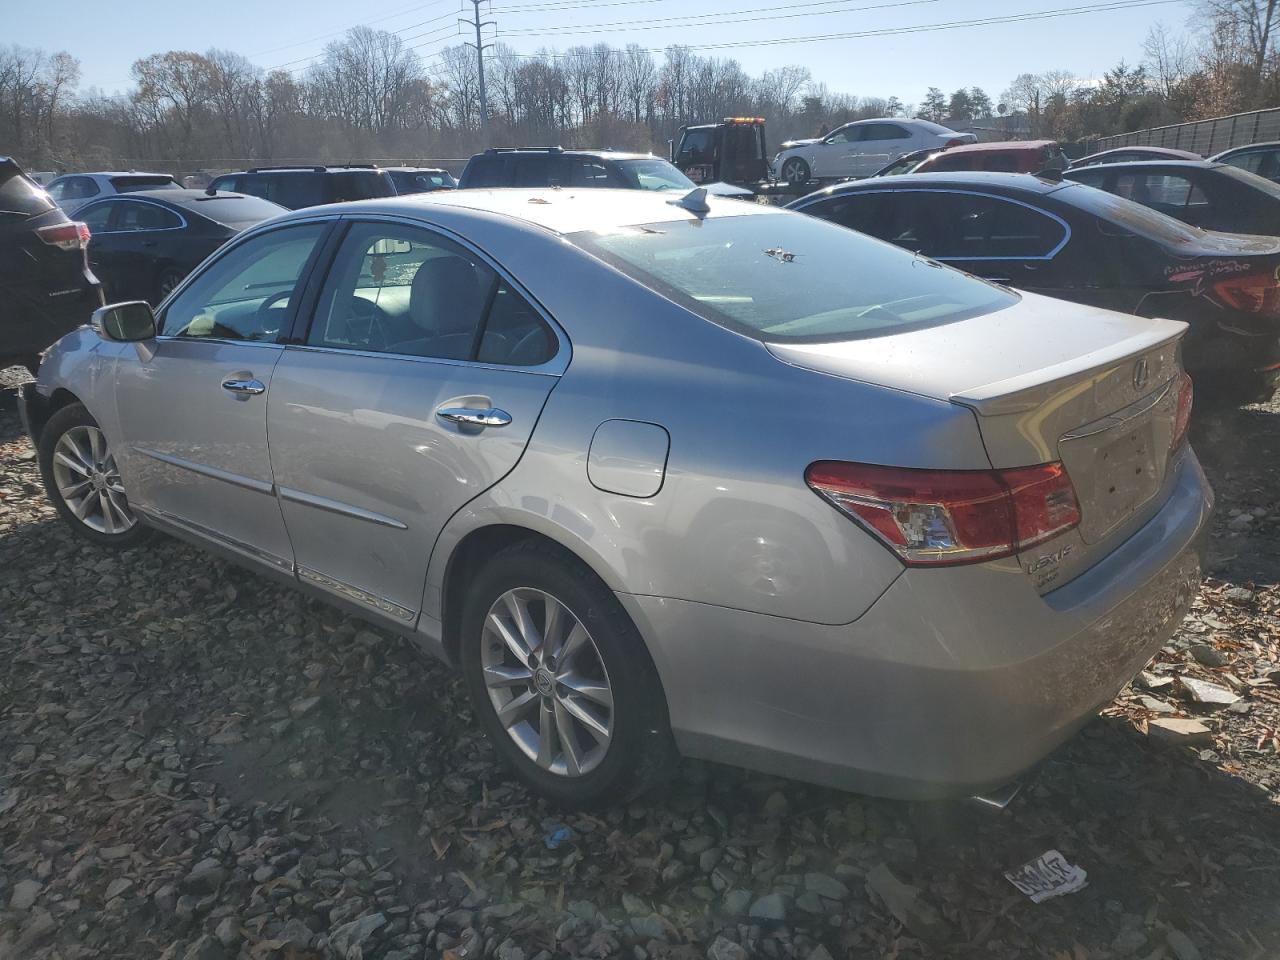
[436,406,511,428]
[222,377,266,396]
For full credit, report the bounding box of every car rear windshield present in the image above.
[569,211,1017,343]
[0,165,55,219]
[615,159,696,191]
[110,175,180,192]
[191,195,287,227]
[1061,182,1209,246]
[327,171,395,202]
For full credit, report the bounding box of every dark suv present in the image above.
[1,157,102,374]
[459,148,704,192]
[207,165,395,210]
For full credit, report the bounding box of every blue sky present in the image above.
[15,0,1191,109]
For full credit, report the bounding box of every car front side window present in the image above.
[78,201,118,232]
[160,223,326,341]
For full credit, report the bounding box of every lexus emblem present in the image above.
[1132,358,1150,392]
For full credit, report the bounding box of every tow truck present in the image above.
[669,117,816,203]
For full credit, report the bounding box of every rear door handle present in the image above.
[436,406,511,428]
[222,378,266,396]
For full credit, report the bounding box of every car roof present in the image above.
[1070,159,1221,171]
[1212,141,1280,155]
[70,171,175,179]
[812,171,1074,196]
[384,166,448,173]
[939,139,1056,155]
[473,149,658,162]
[273,187,781,236]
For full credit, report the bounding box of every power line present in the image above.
[265,9,467,73]
[493,0,670,11]
[247,0,455,57]
[497,0,942,36]
[496,0,1184,51]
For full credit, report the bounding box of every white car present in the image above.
[44,171,181,215]
[772,118,976,185]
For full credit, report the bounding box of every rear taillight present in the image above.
[1212,272,1280,314]
[805,460,1081,567]
[1171,372,1193,452]
[944,137,967,148]
[36,221,90,251]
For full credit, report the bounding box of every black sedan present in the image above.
[75,189,286,305]
[1,157,101,374]
[1063,160,1280,235]
[789,172,1280,404]
[1209,141,1280,183]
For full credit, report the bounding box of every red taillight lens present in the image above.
[1212,272,1280,314]
[805,460,1081,566]
[944,137,967,148]
[36,221,90,251]
[1171,372,1193,452]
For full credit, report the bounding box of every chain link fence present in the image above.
[1092,108,1280,157]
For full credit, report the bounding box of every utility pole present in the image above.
[462,0,494,141]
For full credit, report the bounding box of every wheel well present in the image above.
[28,388,81,446]
[440,525,606,666]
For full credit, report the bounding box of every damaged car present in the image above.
[790,172,1280,405]
[22,187,1209,805]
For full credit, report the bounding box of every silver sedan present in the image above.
[21,187,1212,805]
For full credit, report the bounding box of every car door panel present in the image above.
[115,339,293,567]
[111,220,330,568]
[266,350,558,618]
[264,218,563,621]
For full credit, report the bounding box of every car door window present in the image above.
[569,159,618,187]
[114,201,182,231]
[860,123,910,141]
[881,192,1065,259]
[477,281,556,366]
[1113,173,1210,220]
[49,176,99,201]
[825,125,855,144]
[804,194,886,235]
[160,223,326,341]
[308,222,497,361]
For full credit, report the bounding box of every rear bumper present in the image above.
[0,280,100,362]
[621,450,1213,799]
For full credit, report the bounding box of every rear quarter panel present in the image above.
[421,221,992,627]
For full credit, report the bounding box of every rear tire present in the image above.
[781,157,811,186]
[38,403,152,549]
[460,539,676,806]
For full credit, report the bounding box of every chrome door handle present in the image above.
[222,378,266,396]
[436,406,512,428]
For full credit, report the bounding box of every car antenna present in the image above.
[670,186,710,214]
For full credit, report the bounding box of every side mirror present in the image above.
[91,301,156,342]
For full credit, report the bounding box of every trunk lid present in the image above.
[768,292,1187,590]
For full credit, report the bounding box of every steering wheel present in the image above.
[254,290,294,337]
[345,296,390,351]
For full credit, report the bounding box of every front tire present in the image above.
[38,403,151,548]
[460,540,675,806]
[781,157,811,186]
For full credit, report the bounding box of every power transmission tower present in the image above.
[462,0,494,141]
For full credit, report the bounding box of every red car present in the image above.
[913,140,1065,174]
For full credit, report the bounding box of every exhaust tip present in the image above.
[969,780,1022,810]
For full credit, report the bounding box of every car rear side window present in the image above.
[309,221,555,366]
[327,171,395,202]
[160,223,325,341]
[802,193,886,234]
[462,156,504,188]
[571,211,1016,343]
[239,173,323,210]
[47,176,99,202]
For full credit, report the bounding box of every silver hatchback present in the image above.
[21,188,1212,805]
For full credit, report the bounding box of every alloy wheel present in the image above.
[51,425,135,535]
[480,587,614,777]
[782,158,809,185]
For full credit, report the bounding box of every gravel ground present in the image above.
[2,367,1280,960]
